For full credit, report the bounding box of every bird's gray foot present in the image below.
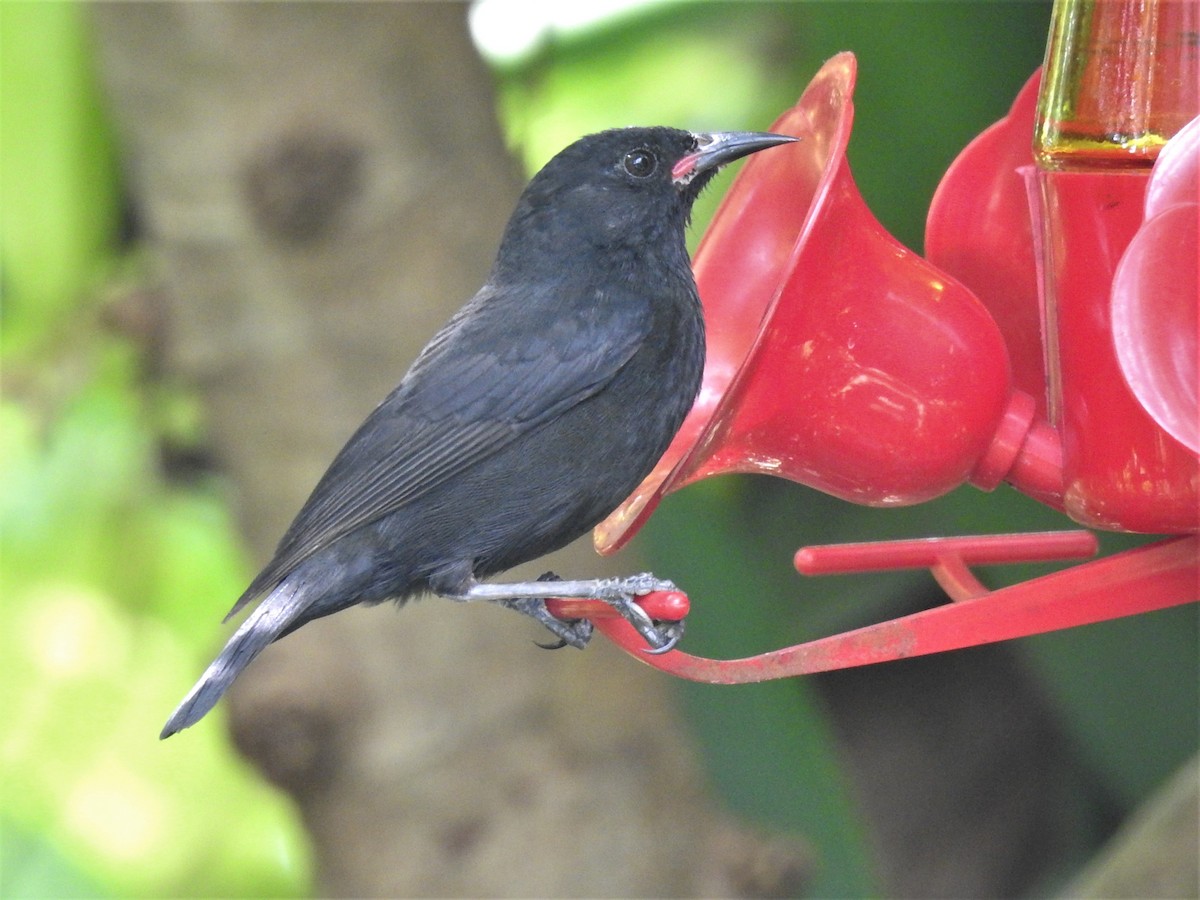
[537,570,685,653]
[500,596,595,649]
[444,570,684,653]
[552,571,683,652]
[500,576,597,650]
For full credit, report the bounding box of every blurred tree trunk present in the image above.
[92,4,806,896]
[1064,754,1199,899]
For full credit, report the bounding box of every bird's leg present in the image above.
[453,572,677,602]
[441,572,683,652]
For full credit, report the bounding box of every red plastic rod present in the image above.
[794,530,1098,575]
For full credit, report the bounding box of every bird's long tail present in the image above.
[160,579,311,739]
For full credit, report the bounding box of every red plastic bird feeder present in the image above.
[551,8,1199,680]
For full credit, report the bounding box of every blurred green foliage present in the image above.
[1,1,118,355]
[1,4,309,896]
[3,2,1195,898]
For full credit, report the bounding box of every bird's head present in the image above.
[496,126,797,269]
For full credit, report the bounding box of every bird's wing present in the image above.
[228,284,651,616]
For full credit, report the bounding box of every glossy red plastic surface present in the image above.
[793,530,1098,575]
[582,56,1198,682]
[1031,166,1199,531]
[1112,115,1200,456]
[597,53,1024,554]
[1142,114,1200,218]
[926,71,1047,415]
[795,529,1098,602]
[969,390,1064,508]
[593,536,1198,683]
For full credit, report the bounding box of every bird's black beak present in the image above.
[672,131,798,186]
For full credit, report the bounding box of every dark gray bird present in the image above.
[162,127,795,738]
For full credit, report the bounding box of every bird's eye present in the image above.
[623,148,658,178]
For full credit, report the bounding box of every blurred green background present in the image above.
[2,1,1196,897]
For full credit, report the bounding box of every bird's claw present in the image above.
[523,574,593,649]
[532,612,594,650]
[641,619,685,654]
[605,590,684,654]
[532,616,595,650]
[503,595,595,649]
